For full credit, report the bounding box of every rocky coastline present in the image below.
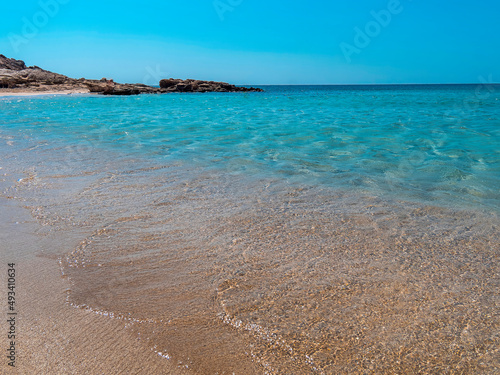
[0,55,263,95]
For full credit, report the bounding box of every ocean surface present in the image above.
[1,85,499,374]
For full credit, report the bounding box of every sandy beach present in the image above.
[0,89,91,97]
[2,151,498,374]
[0,198,188,375]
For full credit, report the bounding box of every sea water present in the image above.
[1,85,499,211]
[0,85,499,374]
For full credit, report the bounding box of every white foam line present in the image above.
[67,302,162,324]
[218,311,323,373]
[152,345,171,360]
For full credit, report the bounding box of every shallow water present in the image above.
[2,85,500,210]
[1,85,499,373]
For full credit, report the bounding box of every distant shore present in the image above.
[0,54,263,96]
[0,89,92,97]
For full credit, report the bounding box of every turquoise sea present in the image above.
[1,84,499,211]
[1,85,499,374]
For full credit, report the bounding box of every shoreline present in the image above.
[5,150,498,373]
[0,89,92,97]
[1,54,263,96]
[0,197,187,374]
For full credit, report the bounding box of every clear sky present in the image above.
[1,0,499,85]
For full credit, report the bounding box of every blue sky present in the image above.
[1,0,499,84]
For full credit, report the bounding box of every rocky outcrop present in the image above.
[0,54,86,90]
[159,78,262,93]
[0,55,263,94]
[0,55,28,70]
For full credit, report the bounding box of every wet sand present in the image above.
[0,199,187,374]
[1,150,497,374]
[0,126,497,374]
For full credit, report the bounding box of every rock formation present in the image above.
[0,55,263,95]
[0,55,74,90]
[159,78,262,93]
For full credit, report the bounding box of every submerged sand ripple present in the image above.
[6,158,496,374]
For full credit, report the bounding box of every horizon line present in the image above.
[239,82,500,86]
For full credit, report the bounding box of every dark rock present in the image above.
[102,86,140,95]
[159,78,263,93]
[0,54,27,70]
[159,78,183,88]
